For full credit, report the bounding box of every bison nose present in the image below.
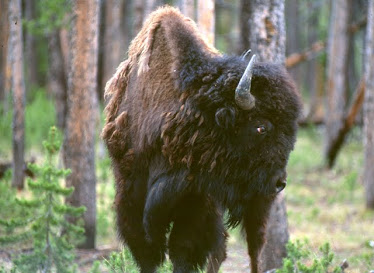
[275,179,287,193]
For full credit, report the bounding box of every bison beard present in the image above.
[102,6,301,273]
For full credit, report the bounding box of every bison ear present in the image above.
[215,107,236,129]
[134,7,221,90]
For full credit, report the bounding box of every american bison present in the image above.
[102,6,301,273]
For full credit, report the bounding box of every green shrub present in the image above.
[0,127,85,273]
[277,240,343,273]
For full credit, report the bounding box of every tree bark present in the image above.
[197,0,215,45]
[24,0,39,90]
[133,0,144,34]
[0,0,10,104]
[63,0,99,249]
[324,0,352,167]
[285,0,301,81]
[178,0,195,19]
[243,0,286,63]
[59,28,70,76]
[364,0,374,209]
[9,0,26,190]
[304,1,322,121]
[242,0,289,270]
[144,0,163,20]
[238,0,251,55]
[48,30,68,130]
[100,0,128,100]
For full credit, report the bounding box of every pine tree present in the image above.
[0,127,85,273]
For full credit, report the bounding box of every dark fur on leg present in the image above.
[206,229,227,273]
[168,194,226,273]
[143,156,191,243]
[242,196,274,273]
[115,177,166,273]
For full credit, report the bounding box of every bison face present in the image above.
[162,57,301,204]
[204,60,301,201]
[234,116,288,195]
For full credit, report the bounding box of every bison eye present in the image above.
[257,125,267,134]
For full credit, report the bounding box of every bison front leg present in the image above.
[206,228,227,273]
[115,179,166,273]
[242,196,274,273]
[168,194,227,273]
[143,171,189,244]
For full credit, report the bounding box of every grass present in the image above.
[286,127,374,272]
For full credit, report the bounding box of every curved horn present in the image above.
[235,54,256,110]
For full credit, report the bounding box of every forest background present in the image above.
[0,0,374,272]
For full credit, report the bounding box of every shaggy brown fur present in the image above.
[103,6,301,273]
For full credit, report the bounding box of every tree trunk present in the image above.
[325,79,365,167]
[100,0,128,101]
[0,0,10,104]
[197,0,215,45]
[285,0,301,82]
[261,192,289,270]
[133,0,144,34]
[24,0,39,90]
[48,30,68,130]
[178,0,195,19]
[304,1,320,120]
[59,28,70,76]
[9,0,26,190]
[324,0,352,168]
[144,0,163,20]
[238,0,251,55]
[242,0,289,270]
[63,0,99,249]
[364,0,374,209]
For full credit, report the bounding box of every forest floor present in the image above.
[72,240,250,272]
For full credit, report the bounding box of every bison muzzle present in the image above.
[102,6,301,273]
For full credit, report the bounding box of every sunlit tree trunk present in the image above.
[197,0,215,45]
[364,0,374,209]
[48,30,67,130]
[9,0,26,190]
[63,0,99,249]
[324,0,352,168]
[242,0,289,270]
[0,0,10,104]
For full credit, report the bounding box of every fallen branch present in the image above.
[285,17,367,69]
[326,78,365,168]
[286,41,325,68]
